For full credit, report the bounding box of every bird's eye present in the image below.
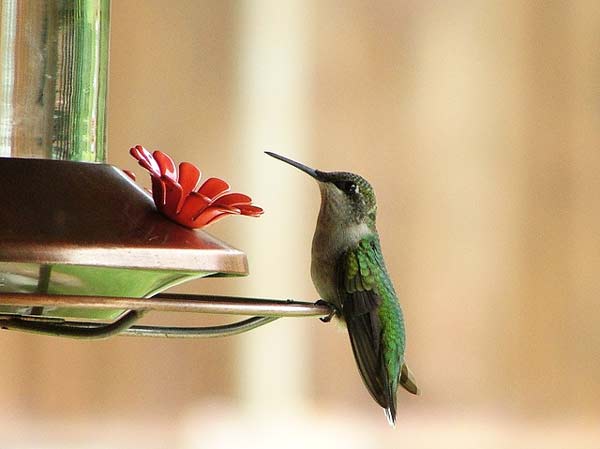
[338,181,358,195]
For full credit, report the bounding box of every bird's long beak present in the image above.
[265,151,322,180]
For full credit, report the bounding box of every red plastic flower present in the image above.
[129,145,263,228]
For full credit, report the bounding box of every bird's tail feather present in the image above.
[384,365,418,426]
[400,363,420,395]
[384,405,397,427]
[385,378,398,427]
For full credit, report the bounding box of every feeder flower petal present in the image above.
[213,193,252,207]
[153,150,177,182]
[198,177,230,200]
[129,146,263,229]
[130,145,160,177]
[178,162,201,199]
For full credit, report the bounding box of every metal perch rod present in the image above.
[0,293,332,339]
[0,292,329,316]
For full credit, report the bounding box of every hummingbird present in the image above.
[265,151,419,425]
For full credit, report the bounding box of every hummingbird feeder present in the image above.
[0,0,330,339]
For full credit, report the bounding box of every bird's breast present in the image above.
[310,250,338,306]
[310,221,372,308]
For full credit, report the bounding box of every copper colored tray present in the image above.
[0,158,246,320]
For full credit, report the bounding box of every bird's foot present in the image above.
[315,300,338,323]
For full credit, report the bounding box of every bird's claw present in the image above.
[315,300,338,323]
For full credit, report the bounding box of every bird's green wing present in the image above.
[338,236,402,422]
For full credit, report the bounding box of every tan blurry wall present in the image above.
[1,0,600,426]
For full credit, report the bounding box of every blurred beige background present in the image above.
[2,0,600,448]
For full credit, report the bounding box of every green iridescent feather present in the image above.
[339,235,407,422]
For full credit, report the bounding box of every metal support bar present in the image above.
[0,292,333,339]
[0,292,330,317]
[123,316,281,338]
[0,310,142,339]
[0,314,280,339]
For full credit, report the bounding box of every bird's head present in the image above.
[265,152,377,228]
